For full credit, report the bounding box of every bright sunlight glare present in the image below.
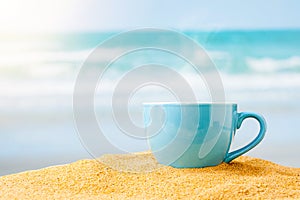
[0,0,75,33]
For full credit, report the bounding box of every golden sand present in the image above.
[0,152,299,199]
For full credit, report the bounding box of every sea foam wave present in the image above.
[247,56,300,73]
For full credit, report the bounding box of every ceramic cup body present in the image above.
[144,103,266,168]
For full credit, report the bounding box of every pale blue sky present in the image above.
[0,0,299,32]
[74,0,300,30]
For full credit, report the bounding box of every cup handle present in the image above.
[224,112,266,163]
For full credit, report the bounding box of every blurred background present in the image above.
[1,0,300,176]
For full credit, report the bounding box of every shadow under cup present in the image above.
[143,103,266,168]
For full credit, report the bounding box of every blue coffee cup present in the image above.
[144,103,266,168]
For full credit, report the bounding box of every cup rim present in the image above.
[143,102,237,105]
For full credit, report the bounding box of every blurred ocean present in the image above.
[1,30,300,175]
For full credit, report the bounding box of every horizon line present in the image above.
[1,27,300,36]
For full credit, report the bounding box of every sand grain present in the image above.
[0,152,299,199]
